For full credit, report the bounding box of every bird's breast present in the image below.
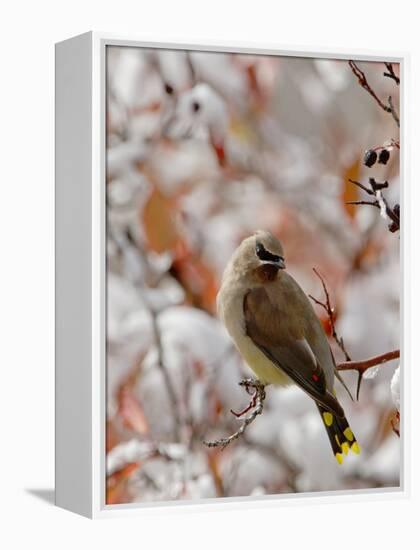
[218,285,290,386]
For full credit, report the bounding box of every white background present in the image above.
[0,1,418,548]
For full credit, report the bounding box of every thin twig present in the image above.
[336,349,400,372]
[348,60,391,113]
[367,140,400,153]
[203,379,266,450]
[388,95,400,128]
[337,349,400,400]
[383,63,400,85]
[150,310,182,440]
[348,61,399,128]
[348,178,375,195]
[346,200,380,207]
[309,270,400,400]
[348,178,400,233]
[309,268,351,361]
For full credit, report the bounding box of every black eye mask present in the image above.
[255,242,284,263]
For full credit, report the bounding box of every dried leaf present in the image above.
[116,355,149,436]
[342,158,360,219]
[142,186,179,253]
[106,462,140,505]
[172,240,218,313]
[206,451,224,497]
[118,387,149,435]
[106,419,120,453]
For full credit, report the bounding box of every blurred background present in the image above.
[105,47,400,505]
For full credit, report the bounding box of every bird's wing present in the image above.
[244,287,344,417]
[329,345,354,402]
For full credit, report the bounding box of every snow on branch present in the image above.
[347,178,400,233]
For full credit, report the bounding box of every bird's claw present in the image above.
[230,379,265,417]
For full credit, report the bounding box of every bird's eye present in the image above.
[255,242,283,263]
[256,243,265,257]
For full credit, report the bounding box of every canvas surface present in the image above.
[105,46,401,505]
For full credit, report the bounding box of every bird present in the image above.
[216,229,360,464]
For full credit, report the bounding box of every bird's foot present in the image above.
[230,396,257,418]
[203,379,267,450]
[230,379,265,418]
[239,378,265,393]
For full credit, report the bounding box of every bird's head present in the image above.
[228,230,286,285]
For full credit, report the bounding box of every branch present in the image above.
[348,61,399,127]
[348,178,400,233]
[337,349,400,400]
[309,268,351,361]
[383,62,400,85]
[346,199,380,208]
[348,60,391,113]
[203,379,266,450]
[388,95,400,128]
[309,267,400,400]
[150,310,182,440]
[337,349,400,372]
[367,140,400,155]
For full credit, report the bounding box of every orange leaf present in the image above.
[341,158,360,220]
[172,251,218,313]
[118,387,149,435]
[207,451,224,497]
[142,186,179,253]
[106,462,140,504]
[106,419,120,453]
[116,354,149,436]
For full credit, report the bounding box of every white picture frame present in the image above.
[55,31,408,518]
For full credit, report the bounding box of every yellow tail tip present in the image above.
[344,427,354,442]
[323,412,334,427]
[341,442,350,455]
[335,452,344,465]
[351,441,361,455]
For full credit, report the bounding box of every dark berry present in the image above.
[164,83,174,95]
[364,149,377,167]
[378,149,390,165]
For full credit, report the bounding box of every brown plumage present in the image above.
[217,230,360,463]
[244,279,344,418]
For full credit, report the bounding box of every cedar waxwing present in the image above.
[217,230,360,463]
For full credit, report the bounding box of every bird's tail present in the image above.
[317,404,360,464]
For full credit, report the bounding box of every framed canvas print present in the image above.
[55,32,407,518]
